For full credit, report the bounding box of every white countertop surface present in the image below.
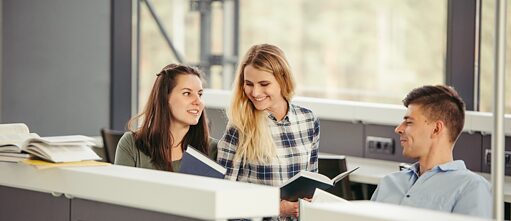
[0,162,279,220]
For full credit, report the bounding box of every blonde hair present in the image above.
[228,44,296,164]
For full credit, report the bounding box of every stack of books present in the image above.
[0,152,31,163]
[0,123,36,162]
[0,123,101,163]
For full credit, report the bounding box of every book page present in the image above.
[25,143,101,163]
[311,188,349,203]
[332,166,360,184]
[27,135,95,145]
[0,123,30,134]
[0,133,40,152]
[281,170,333,187]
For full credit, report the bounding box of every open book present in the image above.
[298,188,350,218]
[311,188,349,203]
[0,152,31,163]
[280,167,359,201]
[180,145,227,179]
[22,135,101,163]
[0,123,101,163]
[0,123,39,152]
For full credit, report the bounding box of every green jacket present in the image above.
[114,132,218,172]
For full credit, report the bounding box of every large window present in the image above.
[479,0,511,113]
[138,0,447,111]
[239,0,447,104]
[138,0,206,112]
[137,0,511,114]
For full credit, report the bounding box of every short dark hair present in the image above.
[403,85,465,143]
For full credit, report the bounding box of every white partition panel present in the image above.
[300,201,492,221]
[0,162,279,220]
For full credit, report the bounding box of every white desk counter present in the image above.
[345,155,511,203]
[0,162,279,220]
[300,201,492,221]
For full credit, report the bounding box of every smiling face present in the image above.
[243,65,287,117]
[395,104,436,160]
[168,74,204,128]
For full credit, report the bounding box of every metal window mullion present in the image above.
[199,0,213,83]
[492,0,507,220]
[446,0,478,111]
[110,0,135,131]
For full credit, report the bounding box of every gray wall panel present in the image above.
[111,0,134,131]
[1,0,110,136]
[364,124,413,163]
[206,107,366,158]
[71,198,201,221]
[319,120,364,157]
[481,136,511,175]
[453,132,483,171]
[206,107,494,172]
[364,125,486,171]
[0,185,70,221]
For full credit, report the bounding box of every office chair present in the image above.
[100,128,125,163]
[318,154,352,200]
[399,162,412,171]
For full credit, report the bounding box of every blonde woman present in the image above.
[217,44,320,219]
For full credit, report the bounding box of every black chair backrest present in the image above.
[100,128,125,163]
[399,162,412,171]
[318,154,352,200]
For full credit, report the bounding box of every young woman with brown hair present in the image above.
[115,64,216,172]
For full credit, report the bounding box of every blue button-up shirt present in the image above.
[371,160,492,218]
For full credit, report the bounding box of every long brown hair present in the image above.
[229,44,296,164]
[127,64,209,171]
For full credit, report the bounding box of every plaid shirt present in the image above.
[217,104,320,187]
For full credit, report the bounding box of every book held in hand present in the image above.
[298,188,350,218]
[311,188,349,203]
[280,167,359,201]
[180,145,227,179]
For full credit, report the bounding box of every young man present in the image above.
[370,85,492,218]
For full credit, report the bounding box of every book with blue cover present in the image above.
[180,145,227,179]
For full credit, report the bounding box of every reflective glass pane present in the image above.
[239,0,447,104]
[479,0,511,113]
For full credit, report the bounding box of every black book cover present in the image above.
[280,177,333,201]
[280,167,359,201]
